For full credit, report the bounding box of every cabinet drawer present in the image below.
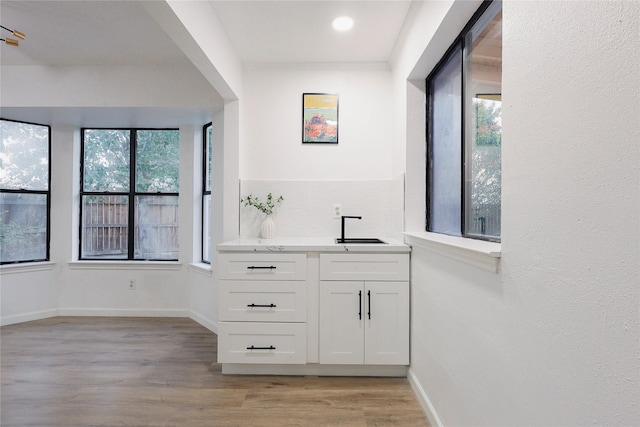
[218,322,307,364]
[219,280,307,322]
[319,253,409,281]
[218,253,307,280]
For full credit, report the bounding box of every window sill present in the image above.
[68,261,182,271]
[190,262,213,277]
[0,261,56,275]
[403,232,501,273]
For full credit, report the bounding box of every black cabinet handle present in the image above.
[247,265,276,270]
[367,290,371,320]
[247,303,276,308]
[246,345,276,350]
[358,290,362,320]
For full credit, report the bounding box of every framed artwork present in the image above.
[302,93,338,144]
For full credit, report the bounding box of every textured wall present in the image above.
[404,0,640,425]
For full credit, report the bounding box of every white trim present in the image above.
[189,262,213,277]
[403,231,501,273]
[221,363,407,377]
[0,261,56,275]
[57,308,189,317]
[1,308,58,326]
[407,368,444,427]
[189,310,218,334]
[67,261,183,271]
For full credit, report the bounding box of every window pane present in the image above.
[464,4,502,239]
[134,195,179,260]
[136,130,179,193]
[202,194,211,263]
[429,47,462,236]
[0,193,48,262]
[81,195,129,259]
[0,120,49,191]
[205,125,212,192]
[83,130,130,192]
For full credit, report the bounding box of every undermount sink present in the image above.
[335,238,387,244]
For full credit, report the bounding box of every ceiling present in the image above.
[0,0,413,66]
[0,0,413,126]
[0,1,189,67]
[209,0,413,64]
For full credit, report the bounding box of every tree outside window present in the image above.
[427,0,502,241]
[80,129,179,260]
[0,119,51,264]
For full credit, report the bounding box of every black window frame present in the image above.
[426,0,501,242]
[202,122,212,264]
[79,127,180,261]
[0,118,52,265]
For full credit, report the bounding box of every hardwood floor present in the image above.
[1,317,429,427]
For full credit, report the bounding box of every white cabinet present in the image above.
[319,253,409,365]
[218,322,307,364]
[218,252,307,281]
[218,253,307,364]
[216,245,411,374]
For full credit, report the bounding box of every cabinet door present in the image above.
[319,281,364,364]
[364,281,410,365]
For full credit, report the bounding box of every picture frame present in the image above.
[302,93,338,144]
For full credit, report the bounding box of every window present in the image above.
[0,119,51,264]
[202,123,212,263]
[80,129,180,260]
[427,0,502,241]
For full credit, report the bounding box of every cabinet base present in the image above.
[220,363,407,377]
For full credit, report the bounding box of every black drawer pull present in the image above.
[368,290,371,320]
[358,290,362,320]
[247,303,277,308]
[247,265,277,270]
[246,345,276,350]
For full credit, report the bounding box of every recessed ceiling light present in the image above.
[332,16,354,32]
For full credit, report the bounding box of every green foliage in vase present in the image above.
[240,193,284,216]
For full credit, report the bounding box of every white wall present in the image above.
[4,4,639,425]
[1,65,221,109]
[142,0,243,101]
[399,1,640,426]
[239,179,401,239]
[53,126,197,318]
[0,45,229,325]
[241,64,393,181]
[0,266,58,325]
[189,103,240,332]
[238,64,402,239]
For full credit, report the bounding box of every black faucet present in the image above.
[341,215,362,241]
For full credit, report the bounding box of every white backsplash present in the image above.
[239,177,405,240]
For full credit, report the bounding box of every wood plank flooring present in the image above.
[1,317,429,427]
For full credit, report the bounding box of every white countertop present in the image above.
[217,237,411,253]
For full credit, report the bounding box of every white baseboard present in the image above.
[222,363,407,377]
[189,310,218,334]
[1,308,59,326]
[407,367,444,427]
[57,308,190,317]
